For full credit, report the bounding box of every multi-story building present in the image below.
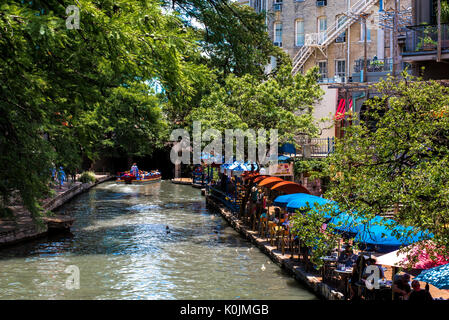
[242,0,413,81]
[239,0,412,142]
[402,0,449,79]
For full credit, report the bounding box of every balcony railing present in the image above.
[354,58,393,73]
[318,76,347,84]
[403,24,449,53]
[299,137,335,156]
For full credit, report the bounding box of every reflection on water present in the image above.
[0,181,317,300]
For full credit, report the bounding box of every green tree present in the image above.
[290,205,340,268]
[162,0,287,128]
[187,65,323,145]
[324,74,449,258]
[171,0,284,79]
[0,0,204,216]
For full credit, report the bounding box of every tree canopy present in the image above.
[322,74,449,259]
[0,0,203,215]
[187,65,323,146]
[1,0,323,218]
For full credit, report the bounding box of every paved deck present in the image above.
[171,178,193,185]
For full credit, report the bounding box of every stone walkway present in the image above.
[171,177,193,185]
[205,195,449,300]
[205,194,345,300]
[0,174,112,247]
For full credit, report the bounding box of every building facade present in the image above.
[239,1,413,141]
[241,0,411,82]
[402,0,449,79]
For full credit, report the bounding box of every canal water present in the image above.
[0,181,317,300]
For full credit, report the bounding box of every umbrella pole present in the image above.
[392,266,398,301]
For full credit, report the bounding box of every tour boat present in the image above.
[116,170,162,184]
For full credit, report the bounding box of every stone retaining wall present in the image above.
[0,175,113,247]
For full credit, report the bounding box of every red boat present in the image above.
[116,170,161,184]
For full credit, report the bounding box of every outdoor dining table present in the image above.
[334,268,353,298]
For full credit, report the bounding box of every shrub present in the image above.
[79,171,96,184]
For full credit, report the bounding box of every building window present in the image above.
[273,0,282,12]
[318,61,327,80]
[295,19,305,46]
[251,0,266,13]
[360,21,371,41]
[335,60,346,79]
[274,22,283,46]
[336,15,347,42]
[318,16,327,43]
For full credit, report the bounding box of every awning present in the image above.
[253,175,270,183]
[335,99,353,120]
[271,181,311,194]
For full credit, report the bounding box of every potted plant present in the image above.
[416,25,438,51]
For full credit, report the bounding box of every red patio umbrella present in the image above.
[270,181,311,194]
[258,177,284,188]
[253,175,271,183]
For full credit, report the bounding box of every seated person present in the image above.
[281,215,290,230]
[408,280,433,301]
[363,257,385,280]
[393,273,411,300]
[338,245,354,266]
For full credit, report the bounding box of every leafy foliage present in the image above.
[290,204,340,268]
[171,0,284,78]
[79,171,96,184]
[294,158,329,176]
[187,65,323,145]
[324,74,449,257]
[0,0,203,215]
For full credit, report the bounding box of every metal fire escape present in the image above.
[291,0,378,75]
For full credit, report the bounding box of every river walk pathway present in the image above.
[0,174,112,247]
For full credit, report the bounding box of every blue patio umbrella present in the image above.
[227,161,238,170]
[273,193,309,207]
[220,161,233,173]
[415,263,449,289]
[278,155,291,162]
[244,161,258,171]
[354,216,433,253]
[286,194,336,219]
[220,162,233,168]
[328,211,366,235]
[231,162,247,175]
